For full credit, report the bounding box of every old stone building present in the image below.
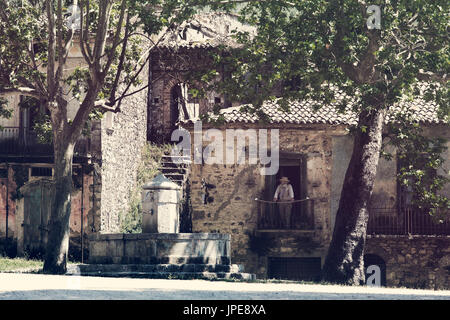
[146,12,450,288]
[1,11,449,289]
[179,98,450,289]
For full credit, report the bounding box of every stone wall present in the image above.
[148,47,228,143]
[99,79,148,233]
[366,235,450,289]
[186,123,348,277]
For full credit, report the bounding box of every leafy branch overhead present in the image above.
[204,0,448,118]
[196,0,450,213]
[385,114,450,217]
[0,0,210,127]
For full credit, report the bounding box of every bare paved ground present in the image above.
[0,273,449,300]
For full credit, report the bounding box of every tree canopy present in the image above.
[205,0,449,114]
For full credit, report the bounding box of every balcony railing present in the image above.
[0,126,89,156]
[256,198,315,230]
[367,207,450,236]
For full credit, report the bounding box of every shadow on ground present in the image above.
[1,288,449,300]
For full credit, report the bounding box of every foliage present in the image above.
[203,1,449,117]
[120,143,172,233]
[32,112,53,144]
[199,0,449,216]
[0,0,212,139]
[385,114,449,218]
[0,98,12,128]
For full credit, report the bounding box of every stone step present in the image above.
[161,155,192,165]
[68,264,244,274]
[161,155,191,160]
[159,167,187,174]
[162,173,185,181]
[67,270,256,281]
[66,264,255,281]
[89,255,231,265]
[160,161,190,168]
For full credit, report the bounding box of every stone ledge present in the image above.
[256,230,315,235]
[68,263,243,273]
[66,271,256,281]
[88,256,231,265]
[88,232,231,241]
[67,265,255,281]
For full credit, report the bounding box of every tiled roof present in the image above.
[212,99,446,126]
[182,88,448,126]
[213,100,359,125]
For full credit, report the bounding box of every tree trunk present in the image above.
[322,107,386,285]
[43,134,75,274]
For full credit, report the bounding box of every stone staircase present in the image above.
[67,263,255,280]
[159,154,192,232]
[158,154,191,187]
[67,233,256,280]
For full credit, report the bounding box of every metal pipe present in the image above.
[5,163,9,241]
[91,165,96,233]
[40,180,43,248]
[147,56,153,140]
[81,165,84,263]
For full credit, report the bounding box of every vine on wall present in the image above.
[119,143,173,233]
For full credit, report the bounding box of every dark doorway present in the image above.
[268,257,321,281]
[261,154,312,230]
[170,85,181,133]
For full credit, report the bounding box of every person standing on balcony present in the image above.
[273,176,294,229]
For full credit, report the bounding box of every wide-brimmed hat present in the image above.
[279,176,290,182]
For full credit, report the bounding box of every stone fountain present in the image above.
[68,174,255,280]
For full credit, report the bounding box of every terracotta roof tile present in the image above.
[185,86,448,126]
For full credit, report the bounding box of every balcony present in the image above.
[368,207,450,236]
[0,127,90,159]
[256,198,315,231]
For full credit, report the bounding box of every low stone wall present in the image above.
[88,233,231,265]
[366,235,450,290]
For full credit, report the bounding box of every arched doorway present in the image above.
[170,85,181,134]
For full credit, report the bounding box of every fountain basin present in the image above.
[88,233,231,265]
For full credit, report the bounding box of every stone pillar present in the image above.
[142,174,181,233]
